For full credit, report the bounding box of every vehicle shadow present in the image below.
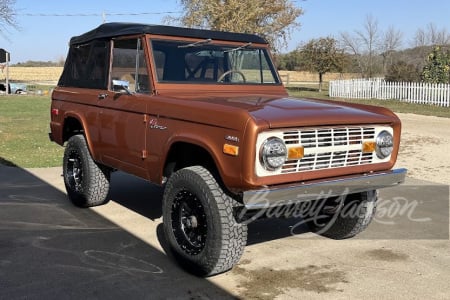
[108,171,310,247]
[0,165,236,299]
[108,172,163,221]
[108,172,450,243]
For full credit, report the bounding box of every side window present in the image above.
[58,40,109,89]
[111,38,150,94]
[226,49,276,84]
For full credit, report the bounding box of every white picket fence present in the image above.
[329,78,450,107]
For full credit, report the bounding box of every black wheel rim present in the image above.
[66,150,83,193]
[171,189,207,255]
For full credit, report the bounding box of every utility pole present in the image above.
[6,52,9,94]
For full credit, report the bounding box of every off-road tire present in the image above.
[63,134,110,207]
[308,190,377,239]
[162,166,247,276]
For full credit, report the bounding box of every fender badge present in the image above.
[149,119,167,130]
[225,135,239,143]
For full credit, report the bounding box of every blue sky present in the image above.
[1,0,450,64]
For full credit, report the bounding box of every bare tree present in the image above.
[412,23,450,47]
[413,27,427,47]
[380,26,403,73]
[339,31,366,77]
[426,23,450,45]
[340,15,383,78]
[0,0,19,38]
[355,15,380,78]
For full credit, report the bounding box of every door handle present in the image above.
[98,93,108,100]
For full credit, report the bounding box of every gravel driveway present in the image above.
[395,113,450,185]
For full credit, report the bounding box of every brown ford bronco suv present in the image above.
[50,22,406,276]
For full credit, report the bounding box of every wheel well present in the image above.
[163,142,218,179]
[63,117,84,143]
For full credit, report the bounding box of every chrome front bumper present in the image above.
[243,168,407,209]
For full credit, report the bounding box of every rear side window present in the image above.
[58,40,109,89]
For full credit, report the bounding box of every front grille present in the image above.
[281,126,376,173]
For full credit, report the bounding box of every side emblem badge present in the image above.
[149,119,167,130]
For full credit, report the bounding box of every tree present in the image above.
[274,50,304,71]
[357,15,380,78]
[385,61,420,82]
[421,46,450,84]
[340,15,381,78]
[302,37,345,92]
[413,23,450,47]
[380,26,403,73]
[0,0,19,38]
[175,0,303,50]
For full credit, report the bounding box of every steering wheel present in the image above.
[217,70,247,83]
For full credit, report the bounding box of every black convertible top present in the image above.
[70,22,268,45]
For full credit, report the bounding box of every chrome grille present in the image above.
[282,127,376,173]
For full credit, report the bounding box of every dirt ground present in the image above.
[394,113,450,185]
[213,112,450,299]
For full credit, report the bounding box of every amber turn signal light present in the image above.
[362,141,376,153]
[288,146,304,160]
[223,144,239,156]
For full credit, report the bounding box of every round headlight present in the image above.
[260,137,287,171]
[376,130,394,159]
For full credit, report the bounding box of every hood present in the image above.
[245,96,396,128]
[156,92,397,129]
[187,95,397,128]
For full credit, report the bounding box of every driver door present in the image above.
[98,37,151,177]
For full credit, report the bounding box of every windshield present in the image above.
[150,39,280,85]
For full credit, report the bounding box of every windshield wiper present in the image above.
[224,42,252,53]
[178,38,212,48]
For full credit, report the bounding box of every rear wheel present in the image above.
[307,190,377,239]
[162,166,247,276]
[63,134,110,207]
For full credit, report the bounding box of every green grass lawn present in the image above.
[0,95,63,168]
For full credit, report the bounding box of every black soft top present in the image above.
[70,22,268,45]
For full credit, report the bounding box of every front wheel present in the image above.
[162,166,247,276]
[63,134,110,207]
[307,190,377,239]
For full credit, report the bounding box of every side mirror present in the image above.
[112,79,133,95]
